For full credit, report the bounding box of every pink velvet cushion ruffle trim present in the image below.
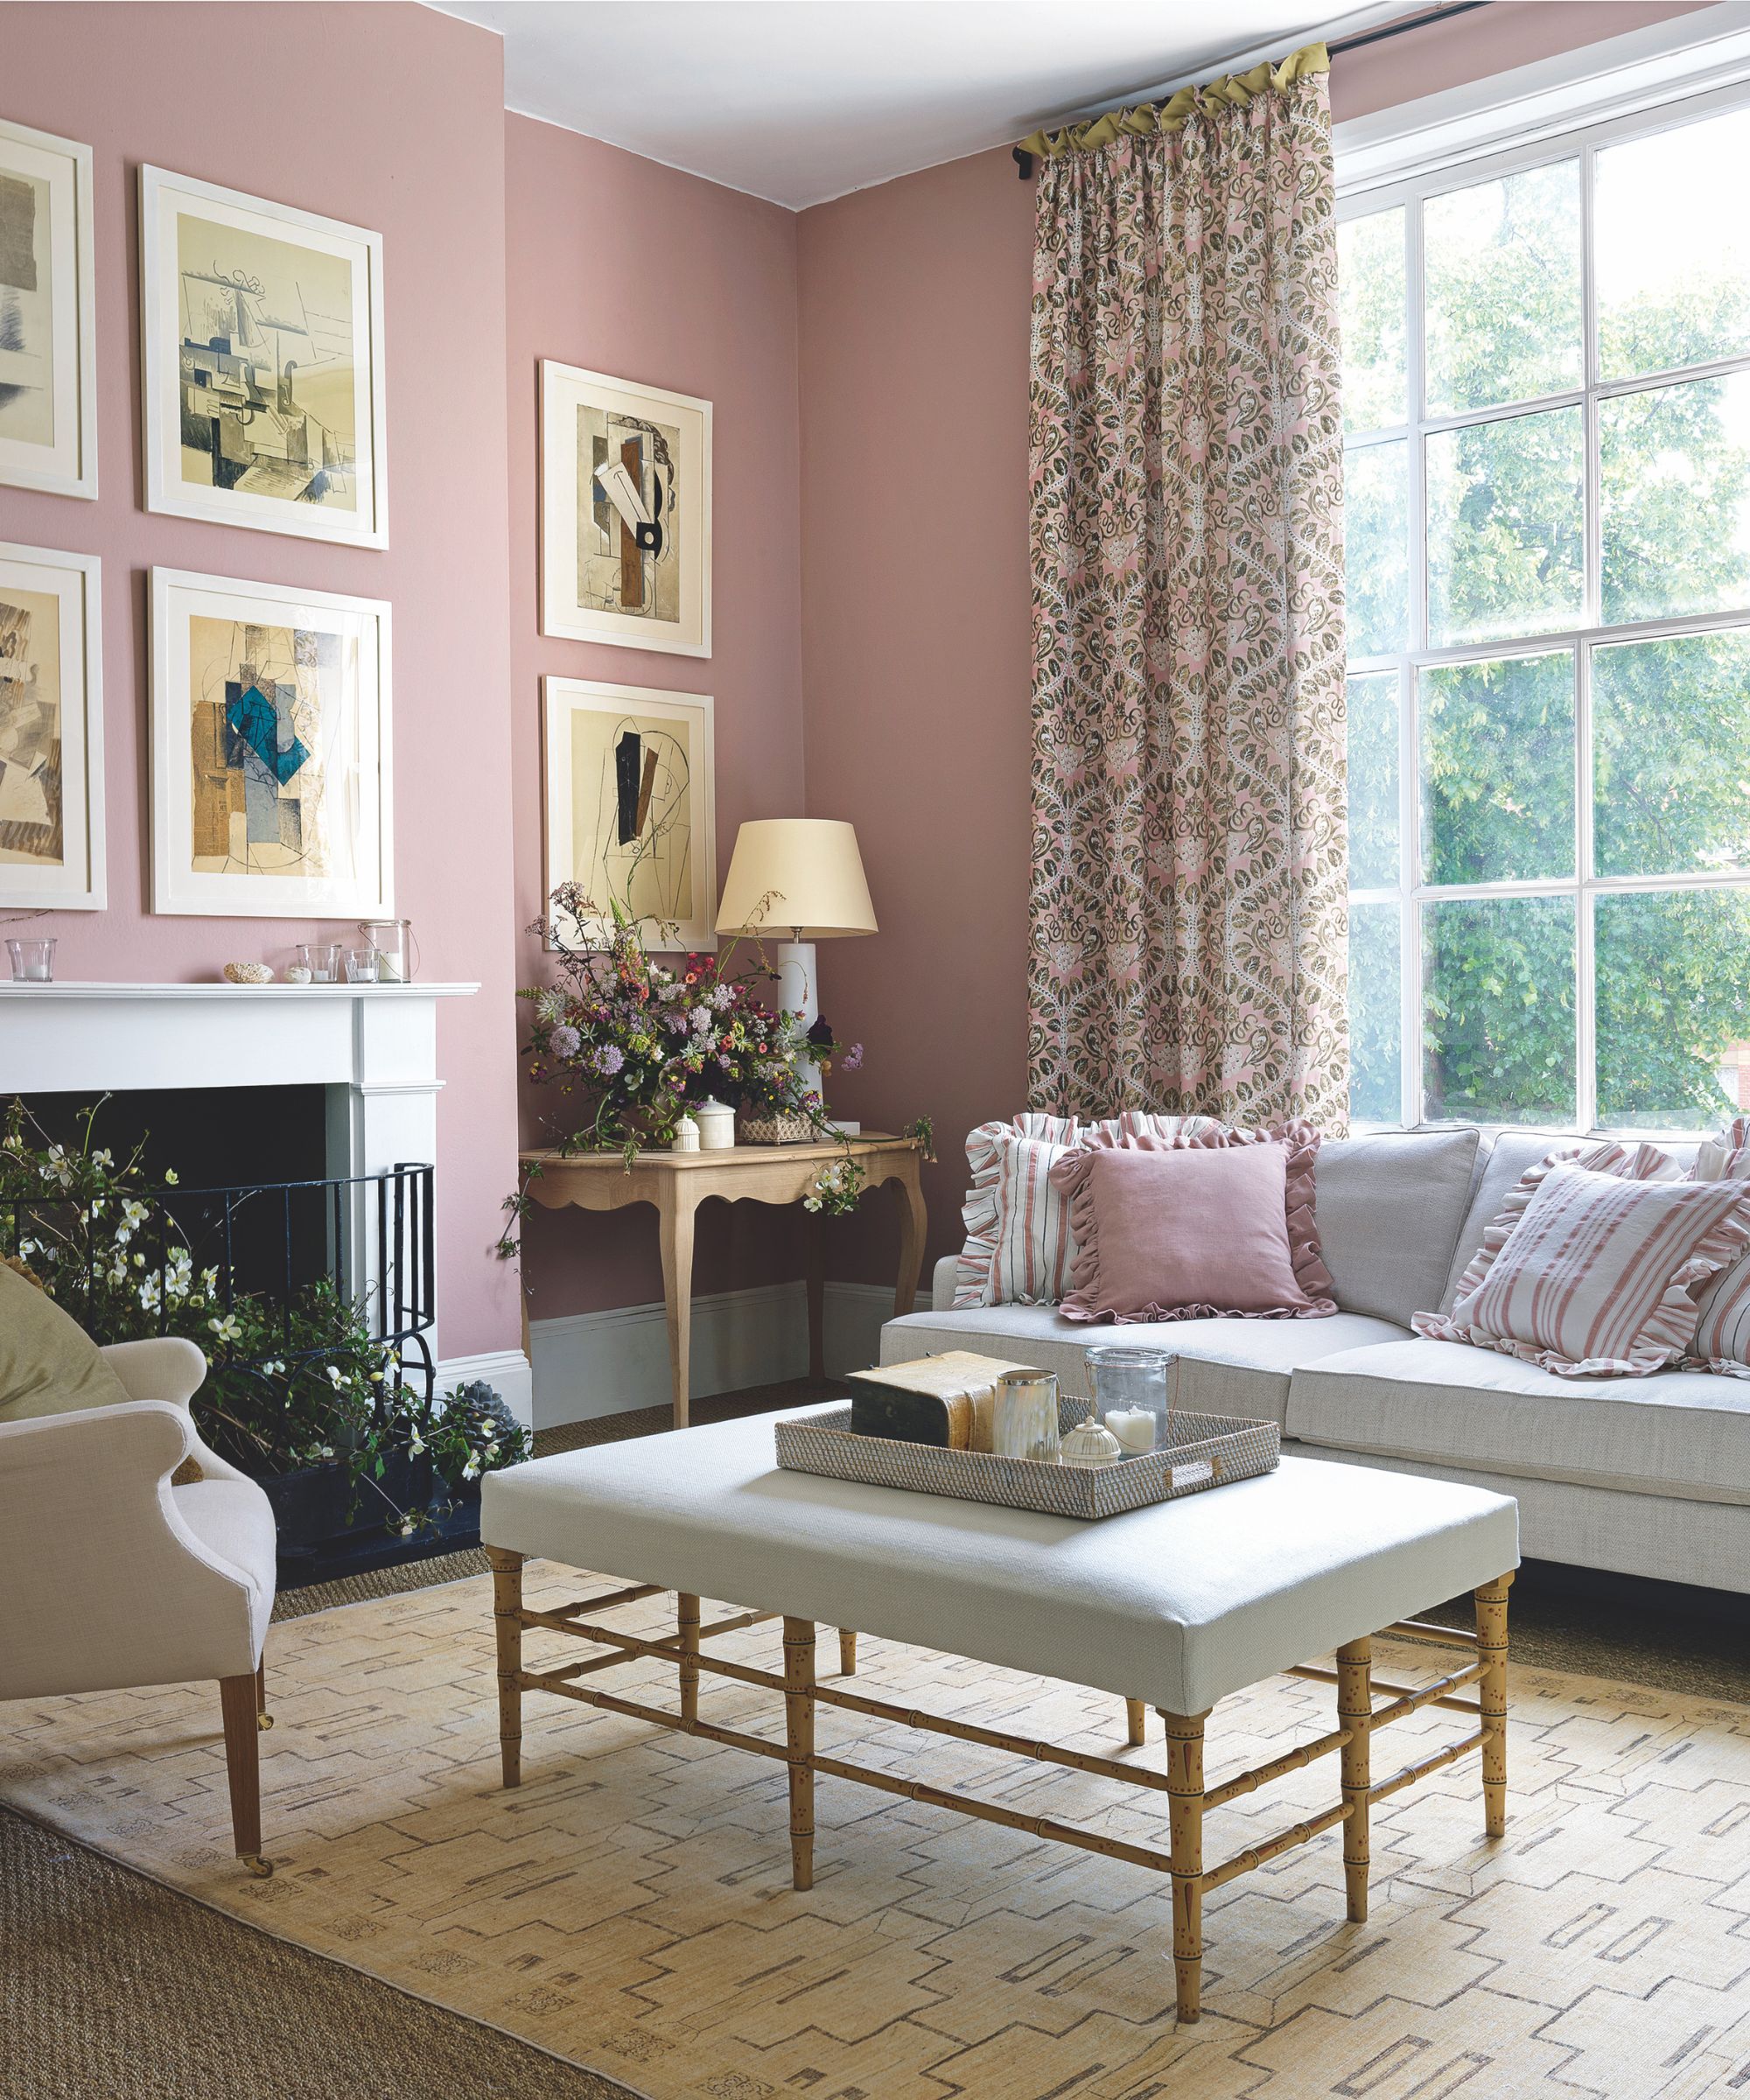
[1048,1120,1337,1324]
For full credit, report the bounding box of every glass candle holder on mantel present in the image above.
[5,937,56,984]
[297,942,342,984]
[358,919,413,983]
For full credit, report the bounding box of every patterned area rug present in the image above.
[4,1566,1748,2099]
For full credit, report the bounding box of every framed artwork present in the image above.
[0,542,103,909]
[542,677,715,949]
[140,166,388,547]
[0,116,97,500]
[150,567,392,919]
[540,361,710,656]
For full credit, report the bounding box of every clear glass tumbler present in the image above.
[1086,1345,1172,1455]
[298,942,342,984]
[5,936,55,983]
[992,1368,1061,1463]
[345,948,380,984]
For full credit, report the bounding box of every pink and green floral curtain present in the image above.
[1026,46,1349,1132]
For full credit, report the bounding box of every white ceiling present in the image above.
[429,0,1407,209]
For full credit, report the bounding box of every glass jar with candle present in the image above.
[1086,1345,1172,1456]
[297,942,342,984]
[5,937,56,983]
[358,919,412,983]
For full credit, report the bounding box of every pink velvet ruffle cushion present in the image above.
[1049,1123,1337,1323]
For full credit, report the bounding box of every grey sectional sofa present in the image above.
[878,1128,1750,1596]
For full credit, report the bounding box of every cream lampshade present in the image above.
[716,820,877,1130]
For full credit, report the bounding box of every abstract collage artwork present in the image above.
[540,361,711,655]
[0,116,96,500]
[542,677,716,948]
[151,568,392,919]
[0,541,103,909]
[141,167,388,547]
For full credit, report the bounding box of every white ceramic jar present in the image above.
[671,1114,701,1153]
[694,1098,736,1150]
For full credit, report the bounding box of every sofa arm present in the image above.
[931,1254,960,1312]
[99,1336,245,1484]
[0,1400,260,1699]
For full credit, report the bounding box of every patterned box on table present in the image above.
[774,1392,1279,1521]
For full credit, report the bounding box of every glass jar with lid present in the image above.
[1085,1344,1172,1455]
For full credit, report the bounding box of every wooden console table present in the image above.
[521,1134,928,1427]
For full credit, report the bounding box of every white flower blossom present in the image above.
[208,1312,242,1343]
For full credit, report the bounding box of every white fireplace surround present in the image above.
[0,980,530,1425]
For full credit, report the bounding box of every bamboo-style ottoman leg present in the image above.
[678,1592,702,1724]
[1337,1636,1372,1922]
[219,1672,270,1878]
[1125,1698,1146,1747]
[486,1546,524,1788]
[1161,1708,1208,2023]
[784,1617,816,1892]
[838,1628,858,1676]
[1477,1570,1514,1838]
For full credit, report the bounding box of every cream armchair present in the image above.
[0,1336,278,1876]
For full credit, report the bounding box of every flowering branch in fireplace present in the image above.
[2,1100,528,1537]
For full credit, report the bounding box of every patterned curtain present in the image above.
[1026,49,1349,1132]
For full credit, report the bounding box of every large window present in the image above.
[1340,91,1750,1133]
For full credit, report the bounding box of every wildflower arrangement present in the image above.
[0,1099,528,1536]
[518,886,853,1159]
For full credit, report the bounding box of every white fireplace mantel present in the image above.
[0,980,522,1412]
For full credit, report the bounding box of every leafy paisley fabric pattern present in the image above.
[1026,61,1349,1134]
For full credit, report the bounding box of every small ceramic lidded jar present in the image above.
[1060,1413,1123,1468]
[992,1368,1061,1464]
[1087,1344,1172,1455]
[671,1113,701,1153]
[694,1098,736,1150]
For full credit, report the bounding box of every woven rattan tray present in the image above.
[774,1396,1278,1520]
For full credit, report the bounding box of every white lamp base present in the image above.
[777,940,822,1105]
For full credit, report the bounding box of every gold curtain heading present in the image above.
[1017,41,1329,162]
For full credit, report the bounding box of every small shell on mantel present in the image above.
[284,965,313,984]
[222,962,275,984]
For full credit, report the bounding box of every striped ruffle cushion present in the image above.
[1413,1139,1750,1378]
[1684,1116,1750,1376]
[952,1112,1222,1308]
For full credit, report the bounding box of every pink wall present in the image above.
[504,118,807,1321]
[795,0,1710,1286]
[0,3,521,1361]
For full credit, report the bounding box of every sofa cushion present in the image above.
[1287,1335,1750,1506]
[1312,1127,1480,1326]
[880,1305,1410,1427]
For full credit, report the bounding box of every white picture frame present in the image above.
[150,566,393,920]
[0,542,103,910]
[0,116,97,500]
[542,677,716,950]
[140,165,388,548]
[540,360,711,656]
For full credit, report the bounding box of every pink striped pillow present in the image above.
[1683,1116,1750,1376]
[952,1111,1222,1308]
[1413,1139,1750,1378]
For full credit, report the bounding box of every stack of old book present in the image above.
[845,1350,1040,1452]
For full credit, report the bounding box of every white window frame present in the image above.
[1336,64,1750,1138]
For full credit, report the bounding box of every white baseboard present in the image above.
[435,1348,535,1432]
[528,1278,900,1430]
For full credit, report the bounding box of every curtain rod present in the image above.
[1012,2,1489,176]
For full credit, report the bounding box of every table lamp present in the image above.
[716,818,877,1130]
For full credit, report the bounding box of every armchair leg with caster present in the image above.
[220,1672,273,1878]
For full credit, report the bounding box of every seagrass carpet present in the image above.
[4,1566,1749,2100]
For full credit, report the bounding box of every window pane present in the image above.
[1348,902,1402,1124]
[1424,159,1580,416]
[1420,651,1573,883]
[1594,629,1750,878]
[1426,408,1583,646]
[1347,671,1399,888]
[1600,371,1750,625]
[1423,895,1576,1124]
[1597,105,1750,382]
[1596,888,1750,1129]
[1340,207,1406,432]
[1344,440,1408,655]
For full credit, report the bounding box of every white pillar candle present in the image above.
[1105,1408,1157,1454]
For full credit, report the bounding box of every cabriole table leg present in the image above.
[1161,1708,1208,2023]
[1476,1570,1514,1838]
[784,1617,817,1891]
[1337,1636,1372,1922]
